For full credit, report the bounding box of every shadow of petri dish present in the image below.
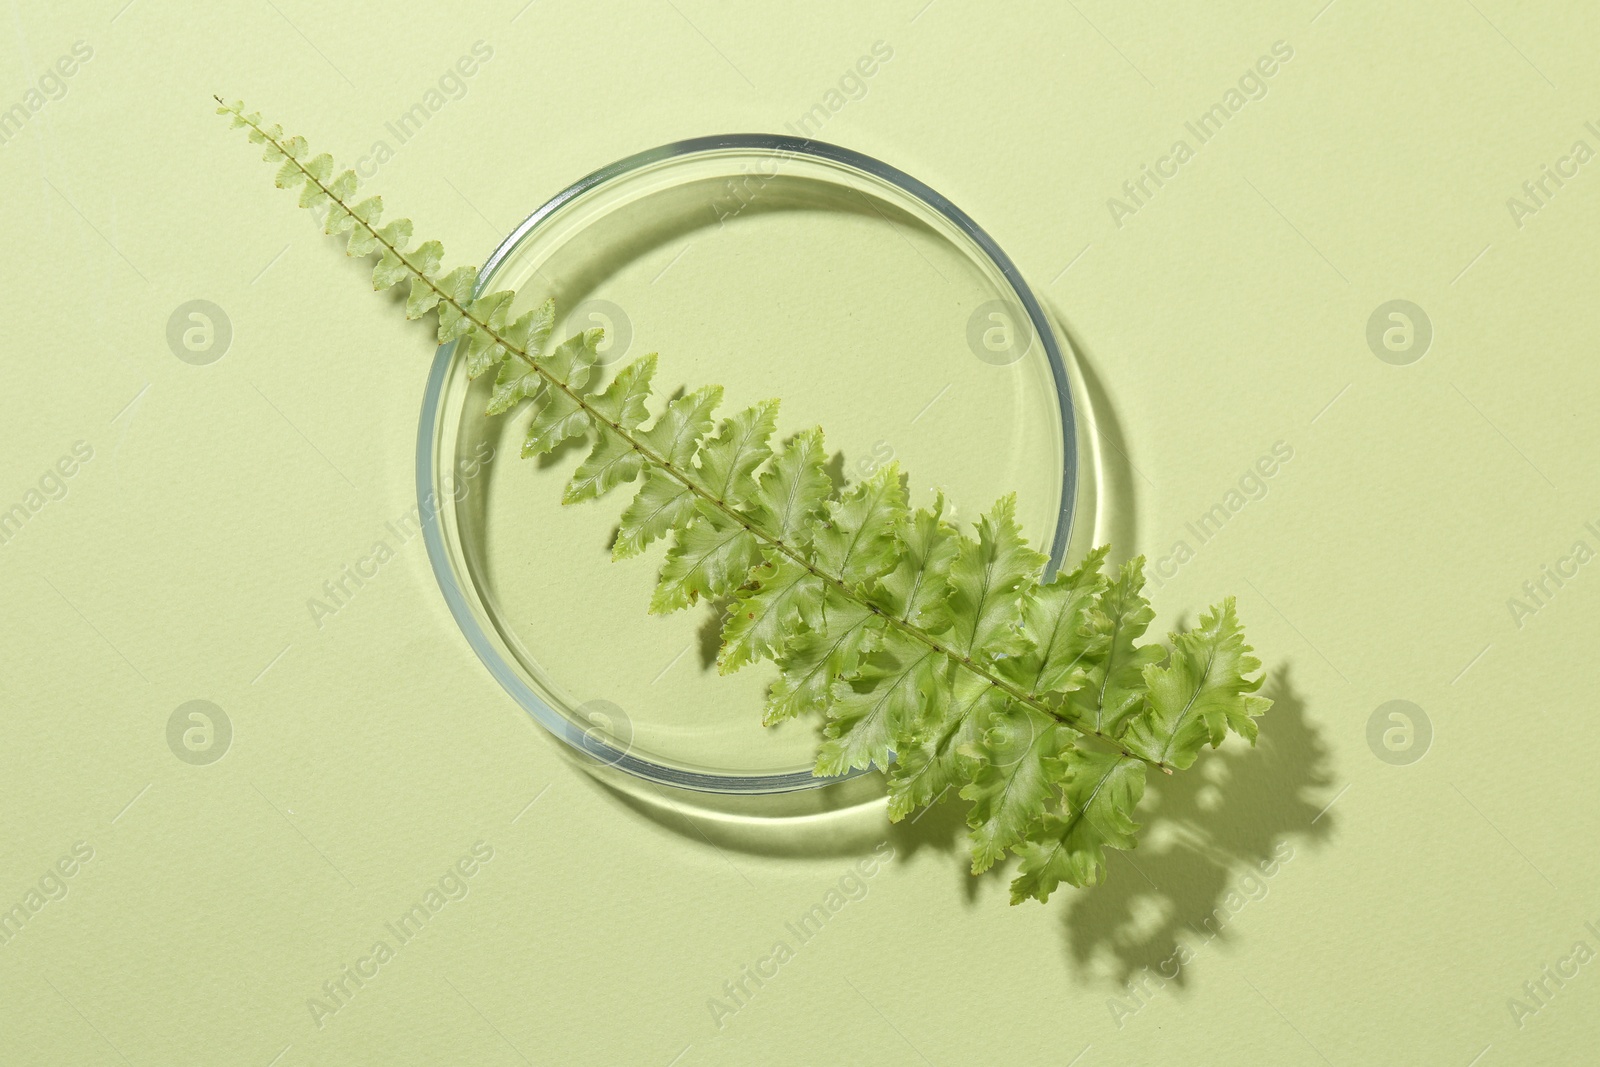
[418,134,1099,795]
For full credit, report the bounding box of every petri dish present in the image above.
[417,133,1094,794]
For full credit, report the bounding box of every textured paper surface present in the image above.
[3,2,1599,1064]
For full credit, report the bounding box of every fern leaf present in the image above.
[814,630,945,776]
[1009,749,1146,902]
[960,702,1071,872]
[245,119,278,144]
[274,157,302,189]
[587,352,656,428]
[763,594,882,724]
[345,197,384,255]
[433,265,478,342]
[1001,545,1109,699]
[813,463,908,587]
[608,385,725,559]
[872,495,958,631]
[749,429,831,546]
[255,124,286,156]
[412,240,445,283]
[376,217,412,257]
[718,554,825,674]
[459,290,515,374]
[649,505,762,613]
[1121,599,1270,770]
[690,400,779,507]
[563,355,658,504]
[484,300,559,413]
[613,470,698,561]
[370,221,416,289]
[298,153,333,208]
[638,385,721,465]
[563,432,641,505]
[258,132,288,162]
[395,241,448,303]
[523,390,591,457]
[885,669,999,821]
[504,298,556,356]
[406,276,440,320]
[322,171,359,233]
[486,359,535,415]
[521,331,601,457]
[1068,557,1163,737]
[473,289,515,327]
[940,495,1047,664]
[378,218,413,253]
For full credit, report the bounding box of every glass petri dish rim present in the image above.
[416,132,1080,795]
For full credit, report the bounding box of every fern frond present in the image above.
[219,98,1274,904]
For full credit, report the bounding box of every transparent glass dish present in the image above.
[417,133,1096,794]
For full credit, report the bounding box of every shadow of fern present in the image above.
[565,663,1329,949]
[1058,664,1335,988]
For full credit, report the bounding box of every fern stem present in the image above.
[232,102,1172,775]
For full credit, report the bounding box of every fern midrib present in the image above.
[237,108,1172,774]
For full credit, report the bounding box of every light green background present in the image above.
[3,1,1598,1064]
